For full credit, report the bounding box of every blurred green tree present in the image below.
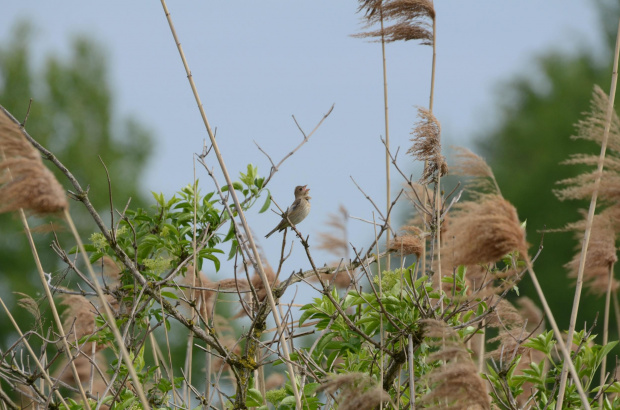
[475,1,620,333]
[0,22,153,348]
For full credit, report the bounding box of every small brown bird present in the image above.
[265,185,311,238]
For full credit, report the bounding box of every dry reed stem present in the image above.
[159,2,301,405]
[525,260,591,409]
[63,208,152,410]
[557,21,620,406]
[600,262,615,407]
[0,295,71,408]
[1,146,89,407]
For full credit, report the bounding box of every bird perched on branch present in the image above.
[265,185,311,238]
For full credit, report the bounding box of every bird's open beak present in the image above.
[303,185,309,193]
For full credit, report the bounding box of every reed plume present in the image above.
[316,205,356,287]
[442,195,528,267]
[451,146,501,195]
[419,319,491,409]
[564,211,618,295]
[318,373,392,410]
[355,0,435,45]
[555,85,620,204]
[56,293,111,401]
[0,106,68,215]
[408,107,447,184]
[316,204,350,260]
[389,225,424,258]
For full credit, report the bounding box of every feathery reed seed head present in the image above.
[318,373,392,410]
[0,107,68,214]
[355,0,435,44]
[452,146,501,195]
[565,212,618,295]
[389,228,423,257]
[443,195,528,267]
[419,319,491,409]
[408,107,447,184]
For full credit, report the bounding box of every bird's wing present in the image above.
[288,198,302,214]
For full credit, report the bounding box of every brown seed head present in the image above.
[419,319,491,409]
[564,212,618,296]
[0,107,68,215]
[442,195,528,267]
[318,373,392,410]
[408,107,447,184]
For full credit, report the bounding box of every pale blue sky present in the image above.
[0,2,605,284]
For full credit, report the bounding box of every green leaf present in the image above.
[259,191,271,213]
[161,291,178,300]
[224,221,236,242]
[228,239,238,260]
[151,191,165,206]
[82,244,99,252]
[303,383,321,396]
[203,253,221,272]
[255,177,265,189]
[315,332,337,355]
[279,396,297,409]
[89,251,104,264]
[246,389,264,407]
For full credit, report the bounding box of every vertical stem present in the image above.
[64,209,152,409]
[18,210,91,408]
[556,18,620,409]
[614,292,620,344]
[0,296,70,408]
[257,349,266,406]
[159,2,301,407]
[429,15,438,290]
[429,17,436,112]
[380,5,391,271]
[435,175,442,304]
[526,261,590,409]
[0,150,89,407]
[477,325,486,374]
[599,262,615,408]
[408,334,415,409]
[373,213,384,410]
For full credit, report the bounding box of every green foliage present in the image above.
[485,329,619,409]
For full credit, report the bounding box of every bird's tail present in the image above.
[265,228,278,238]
